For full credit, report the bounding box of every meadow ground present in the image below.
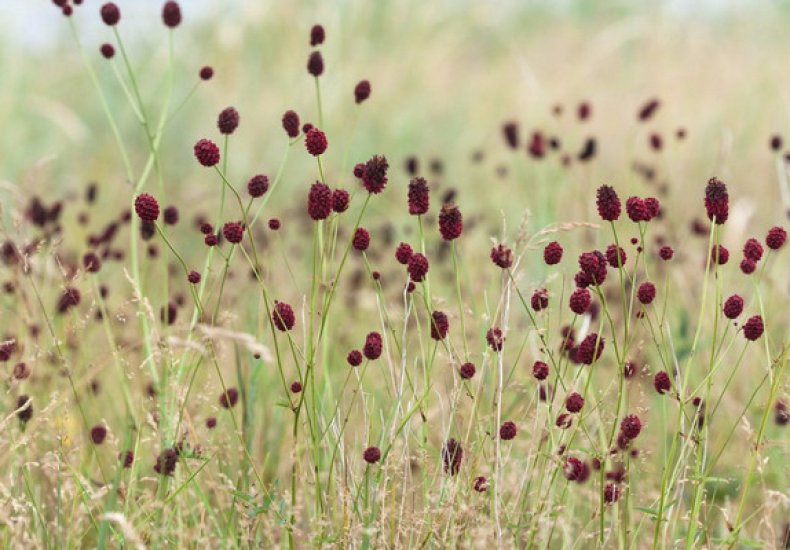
[1,1,789,548]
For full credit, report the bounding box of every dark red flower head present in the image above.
[290,381,302,393]
[282,110,300,138]
[408,177,430,215]
[638,98,660,121]
[363,446,381,464]
[100,3,120,25]
[502,121,519,149]
[354,80,371,104]
[430,311,449,340]
[473,476,488,492]
[604,483,621,504]
[199,66,214,80]
[305,127,328,156]
[499,421,517,440]
[100,43,115,59]
[16,395,33,423]
[620,414,642,440]
[407,252,429,282]
[194,138,220,167]
[307,182,332,220]
[310,24,325,46]
[187,270,201,284]
[332,188,350,213]
[217,106,240,135]
[605,244,627,268]
[654,371,671,394]
[395,242,413,265]
[743,238,763,262]
[83,252,102,273]
[154,448,178,476]
[490,244,514,269]
[486,327,504,352]
[596,185,621,221]
[57,287,81,314]
[352,228,370,251]
[362,155,389,194]
[247,174,269,198]
[438,203,463,241]
[578,250,608,284]
[90,424,108,444]
[626,196,649,222]
[219,387,239,408]
[740,258,756,275]
[722,294,744,319]
[162,1,182,28]
[363,332,383,360]
[531,288,549,312]
[659,246,674,261]
[272,301,295,331]
[268,218,281,231]
[565,392,584,413]
[222,222,244,244]
[710,244,729,265]
[637,282,656,305]
[442,438,463,475]
[532,360,549,380]
[564,457,590,482]
[544,241,563,265]
[577,333,604,365]
[347,349,363,366]
[704,177,729,224]
[569,288,591,315]
[134,193,160,223]
[766,226,787,250]
[743,315,764,341]
[307,51,324,77]
[459,362,476,379]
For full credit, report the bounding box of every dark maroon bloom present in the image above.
[442,439,463,475]
[272,301,295,331]
[331,188,349,213]
[569,288,591,315]
[740,258,756,274]
[770,134,783,151]
[363,446,381,464]
[160,302,177,325]
[100,43,115,59]
[625,196,649,222]
[544,241,563,265]
[395,242,413,265]
[83,252,102,273]
[407,253,429,282]
[307,51,324,77]
[532,361,549,380]
[774,400,789,426]
[222,222,244,244]
[307,182,332,220]
[766,226,787,250]
[473,476,488,492]
[502,121,519,149]
[268,218,281,230]
[659,246,674,261]
[429,311,449,341]
[556,413,572,429]
[120,450,134,468]
[645,197,660,220]
[57,287,81,313]
[605,244,627,268]
[100,3,120,25]
[723,294,744,319]
[134,193,160,222]
[408,177,430,215]
[743,238,764,262]
[247,174,269,198]
[531,288,549,312]
[565,392,584,413]
[596,185,621,221]
[637,282,656,305]
[194,138,220,167]
[486,327,504,352]
[200,222,213,235]
[291,381,302,393]
[438,203,463,241]
[363,332,383,360]
[563,457,587,481]
[638,98,660,121]
[459,362,476,379]
[499,421,517,440]
[620,414,642,440]
[161,1,182,27]
[710,244,729,265]
[354,80,371,104]
[187,270,201,284]
[305,127,327,156]
[490,244,514,269]
[13,362,30,380]
[654,371,671,394]
[649,133,663,151]
[16,395,33,423]
[302,123,313,133]
[199,66,214,80]
[577,333,604,365]
[353,163,365,178]
[62,5,73,16]
[743,315,764,341]
[219,387,239,408]
[361,155,389,194]
[604,483,621,504]
[154,448,178,476]
[578,102,591,120]
[282,110,300,138]
[527,131,545,158]
[578,137,597,161]
[347,349,363,366]
[90,424,107,444]
[310,24,325,46]
[704,177,729,224]
[578,250,608,284]
[216,106,240,134]
[352,228,370,252]
[204,234,218,247]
